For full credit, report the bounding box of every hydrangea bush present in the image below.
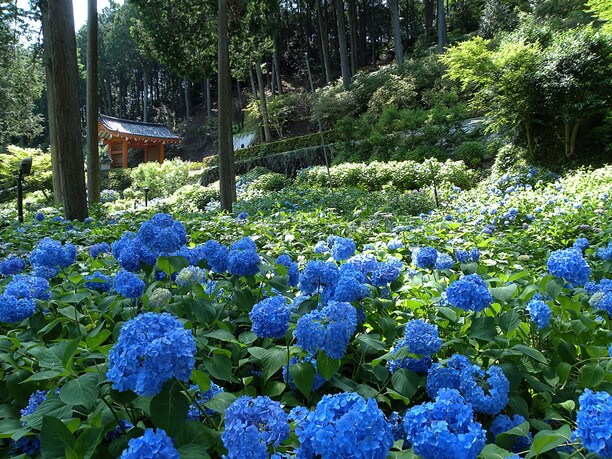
[0,165,609,458]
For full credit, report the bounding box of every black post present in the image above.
[17,172,24,223]
[144,187,150,207]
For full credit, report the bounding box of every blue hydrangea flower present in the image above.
[112,270,146,298]
[35,212,45,221]
[187,382,224,419]
[0,256,26,276]
[5,274,51,300]
[282,355,327,391]
[387,239,404,250]
[597,242,612,261]
[426,354,472,398]
[137,213,187,255]
[371,259,402,287]
[276,254,299,287]
[294,301,357,359]
[0,294,36,323]
[291,392,393,459]
[20,390,49,422]
[388,320,441,374]
[446,274,492,312]
[491,414,532,453]
[175,266,206,287]
[575,389,612,457]
[237,211,249,220]
[222,396,290,459]
[587,280,612,316]
[344,253,378,276]
[547,248,591,287]
[120,428,179,459]
[526,299,552,328]
[84,271,112,292]
[435,252,454,270]
[11,437,40,456]
[455,248,481,263]
[460,364,509,415]
[333,268,370,303]
[90,242,111,258]
[107,312,196,395]
[573,238,589,252]
[314,241,330,253]
[331,237,356,261]
[412,247,438,269]
[231,236,258,252]
[403,388,486,459]
[200,240,229,273]
[29,238,76,275]
[299,260,339,298]
[111,232,157,272]
[249,296,291,339]
[227,249,260,276]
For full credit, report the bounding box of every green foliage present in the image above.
[367,75,419,115]
[248,172,289,192]
[0,146,52,203]
[266,93,313,138]
[233,131,337,162]
[169,183,219,213]
[100,169,133,194]
[454,141,488,167]
[128,159,191,198]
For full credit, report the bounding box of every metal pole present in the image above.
[17,172,24,223]
[144,188,150,207]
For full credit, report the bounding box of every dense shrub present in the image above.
[249,172,289,192]
[454,141,487,167]
[100,169,132,194]
[367,75,419,114]
[128,159,191,198]
[168,183,219,213]
[0,146,52,203]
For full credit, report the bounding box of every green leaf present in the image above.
[191,298,216,324]
[24,397,73,430]
[204,354,234,382]
[260,347,288,381]
[59,373,100,408]
[62,337,81,369]
[470,316,497,341]
[545,278,563,299]
[478,444,516,458]
[526,425,572,458]
[499,310,520,333]
[203,392,237,414]
[73,428,102,459]
[391,369,419,399]
[490,284,517,302]
[150,380,189,437]
[40,416,74,459]
[191,370,211,393]
[85,330,111,350]
[204,329,238,343]
[289,362,316,397]
[175,420,217,449]
[316,353,341,379]
[512,344,548,365]
[156,256,190,277]
[579,363,605,388]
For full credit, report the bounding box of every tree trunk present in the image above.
[389,0,404,66]
[41,0,88,220]
[255,62,272,142]
[205,77,212,119]
[334,0,351,90]
[570,120,581,158]
[143,68,149,122]
[218,0,236,210]
[273,38,283,95]
[317,0,332,84]
[270,59,276,97]
[86,0,99,204]
[424,0,434,35]
[526,123,534,158]
[119,72,125,118]
[437,0,447,53]
[249,68,265,142]
[236,79,243,124]
[41,4,63,205]
[184,79,190,120]
[347,0,358,75]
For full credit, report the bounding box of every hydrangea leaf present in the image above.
[525,425,571,458]
[150,380,189,437]
[40,415,75,459]
[316,353,341,379]
[579,363,605,388]
[59,373,100,408]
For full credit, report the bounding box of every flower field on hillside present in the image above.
[0,165,610,458]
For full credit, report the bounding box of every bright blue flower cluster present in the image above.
[84,271,112,292]
[107,312,196,395]
[90,242,111,258]
[330,237,356,261]
[299,260,339,298]
[112,270,146,298]
[175,266,206,286]
[460,364,509,415]
[445,274,492,311]
[187,382,224,419]
[137,213,187,255]
[5,274,50,300]
[120,428,179,459]
[35,212,45,221]
[573,238,589,252]
[276,254,299,286]
[333,267,370,302]
[403,388,486,459]
[20,390,49,422]
[0,256,26,276]
[0,294,36,323]
[526,298,552,328]
[426,354,471,398]
[282,355,327,391]
[200,240,229,273]
[575,389,612,457]
[547,248,591,287]
[29,237,76,278]
[435,253,454,270]
[111,232,157,272]
[587,279,612,316]
[388,320,441,374]
[371,258,402,287]
[222,396,290,459]
[291,392,393,459]
[227,237,260,276]
[455,248,480,263]
[597,242,612,261]
[490,414,532,452]
[294,301,357,359]
[249,296,291,339]
[412,247,438,269]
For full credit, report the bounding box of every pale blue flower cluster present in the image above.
[526,298,552,328]
[112,270,146,298]
[586,279,612,316]
[575,389,612,457]
[120,428,179,459]
[403,388,486,459]
[175,266,206,286]
[29,237,76,278]
[291,392,393,459]
[249,296,291,338]
[148,288,172,308]
[388,320,441,374]
[0,256,26,276]
[547,248,591,287]
[107,312,196,395]
[222,396,290,459]
[445,274,492,311]
[294,301,357,359]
